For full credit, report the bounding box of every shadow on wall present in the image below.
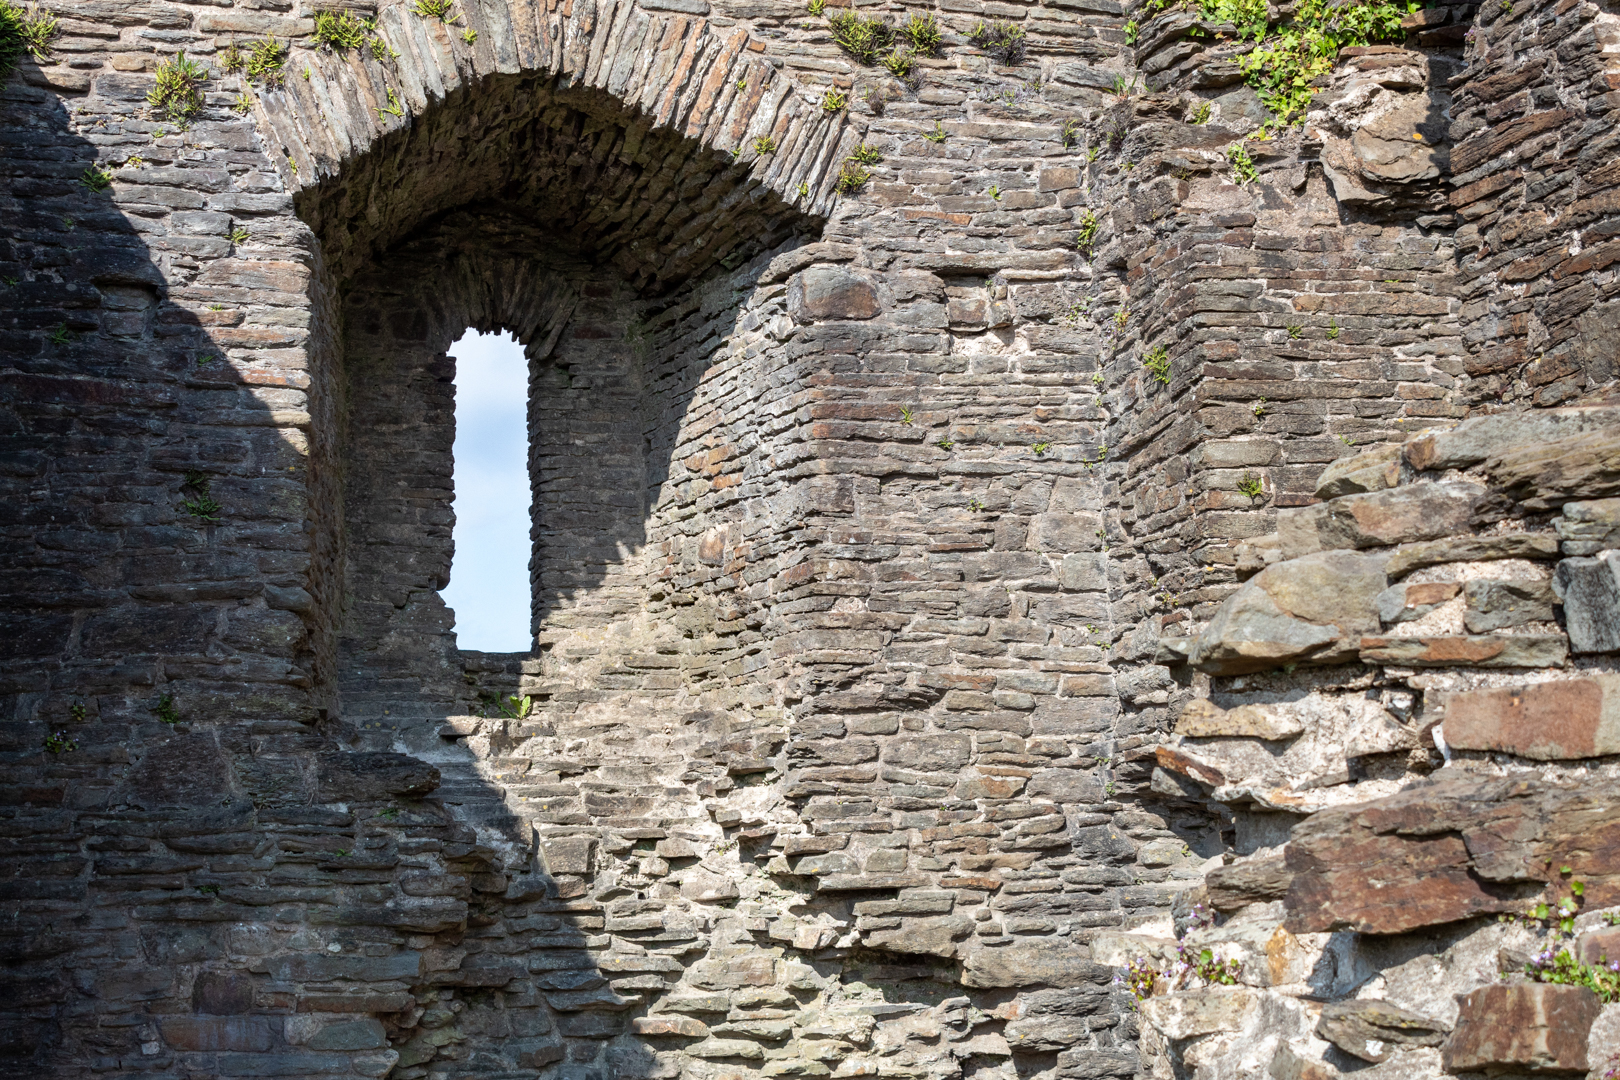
[307,77,821,727]
[0,63,815,1080]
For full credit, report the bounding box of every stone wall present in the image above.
[2,0,1620,1078]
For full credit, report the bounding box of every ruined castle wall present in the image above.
[1450,0,1620,406]
[4,0,1620,1078]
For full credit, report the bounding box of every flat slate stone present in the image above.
[1402,405,1620,472]
[1441,983,1599,1074]
[1176,698,1304,741]
[1486,426,1620,510]
[1385,532,1560,578]
[1282,482,1482,555]
[1444,676,1620,759]
[1358,633,1568,668]
[1316,999,1448,1062]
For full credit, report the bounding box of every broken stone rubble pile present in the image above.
[1131,405,1620,1079]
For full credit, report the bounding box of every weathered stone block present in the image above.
[1206,854,1293,912]
[1140,987,1260,1040]
[790,267,880,321]
[305,1018,387,1050]
[1376,580,1460,625]
[1553,552,1620,652]
[863,915,973,958]
[1189,551,1386,674]
[1025,767,1105,803]
[1464,577,1554,632]
[192,971,254,1015]
[1314,443,1403,499]
[1444,676,1620,759]
[160,1016,275,1051]
[959,943,1108,988]
[1176,698,1304,740]
[1315,999,1447,1062]
[1441,983,1598,1073]
[315,752,439,802]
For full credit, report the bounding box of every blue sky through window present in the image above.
[442,329,533,652]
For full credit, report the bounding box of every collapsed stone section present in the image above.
[1134,406,1620,1079]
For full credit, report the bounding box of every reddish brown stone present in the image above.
[632,1015,709,1037]
[1578,926,1620,965]
[1441,983,1598,1074]
[160,1016,275,1052]
[1155,746,1225,788]
[1444,677,1620,760]
[1284,775,1620,934]
[1357,634,1568,668]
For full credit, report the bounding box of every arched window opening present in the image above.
[442,329,532,653]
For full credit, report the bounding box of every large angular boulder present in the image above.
[1485,427,1620,510]
[1279,482,1483,557]
[1403,405,1620,472]
[1313,444,1404,499]
[1283,775,1620,934]
[1189,551,1386,675]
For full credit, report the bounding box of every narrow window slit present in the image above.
[441,328,533,653]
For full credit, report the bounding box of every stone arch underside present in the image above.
[298,75,822,728]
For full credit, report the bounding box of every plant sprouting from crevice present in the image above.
[835,159,871,194]
[820,88,847,112]
[181,470,222,522]
[313,10,396,61]
[412,0,459,20]
[1077,209,1099,257]
[1226,142,1258,184]
[1142,345,1171,384]
[148,52,208,124]
[0,1,58,82]
[827,11,894,64]
[850,142,882,165]
[898,12,943,55]
[969,19,1027,64]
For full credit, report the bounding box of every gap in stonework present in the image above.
[442,328,533,653]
